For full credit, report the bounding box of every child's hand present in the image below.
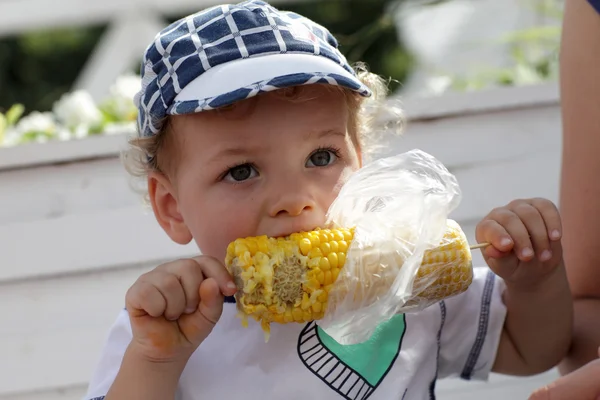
[125,256,237,364]
[475,198,563,287]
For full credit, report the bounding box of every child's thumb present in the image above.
[186,278,224,345]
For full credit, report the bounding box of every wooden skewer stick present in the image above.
[469,242,490,250]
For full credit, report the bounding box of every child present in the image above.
[84,1,573,399]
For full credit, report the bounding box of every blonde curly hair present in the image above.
[122,63,403,201]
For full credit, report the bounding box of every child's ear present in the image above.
[147,172,193,245]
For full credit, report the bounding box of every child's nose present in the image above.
[269,193,316,218]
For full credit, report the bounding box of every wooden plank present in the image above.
[0,206,198,283]
[397,82,559,121]
[0,134,128,172]
[380,103,562,170]
[451,148,561,222]
[0,157,138,226]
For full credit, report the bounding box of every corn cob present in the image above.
[225,219,473,339]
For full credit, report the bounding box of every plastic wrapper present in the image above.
[318,149,469,344]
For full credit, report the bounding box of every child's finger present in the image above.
[184,278,224,345]
[512,202,552,262]
[197,278,224,324]
[126,280,167,318]
[192,256,238,296]
[475,219,514,256]
[530,198,563,241]
[164,259,205,314]
[490,208,535,261]
[141,271,187,321]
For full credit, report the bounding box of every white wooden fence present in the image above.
[0,82,562,399]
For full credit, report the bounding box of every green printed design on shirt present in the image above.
[316,315,406,386]
[297,314,406,400]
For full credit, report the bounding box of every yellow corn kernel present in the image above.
[333,230,345,241]
[299,238,312,256]
[308,248,323,258]
[246,239,258,255]
[312,302,322,313]
[332,268,340,282]
[319,257,331,271]
[318,290,329,303]
[301,293,311,310]
[303,310,312,321]
[330,241,339,253]
[327,252,338,269]
[309,234,320,247]
[320,242,331,256]
[324,270,333,286]
[338,252,346,267]
[342,229,353,241]
[338,240,348,253]
[316,269,325,284]
[292,308,304,322]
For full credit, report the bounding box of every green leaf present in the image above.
[5,104,25,126]
[18,130,55,144]
[498,26,561,45]
[0,114,6,144]
[88,122,106,135]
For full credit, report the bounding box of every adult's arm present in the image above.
[558,0,600,374]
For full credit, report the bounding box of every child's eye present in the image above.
[307,149,338,168]
[224,164,258,182]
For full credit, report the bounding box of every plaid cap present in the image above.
[134,0,372,137]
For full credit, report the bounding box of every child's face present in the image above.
[149,85,362,263]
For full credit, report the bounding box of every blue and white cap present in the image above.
[134,0,372,137]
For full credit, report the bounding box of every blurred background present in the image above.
[0,0,564,399]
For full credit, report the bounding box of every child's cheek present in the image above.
[192,201,258,262]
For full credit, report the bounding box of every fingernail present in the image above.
[540,250,552,261]
[227,282,237,291]
[551,230,561,240]
[501,238,513,247]
[522,247,534,258]
[185,307,196,314]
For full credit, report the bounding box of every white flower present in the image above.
[56,128,72,141]
[105,74,141,121]
[2,127,21,147]
[15,111,56,135]
[53,90,103,131]
[2,111,70,145]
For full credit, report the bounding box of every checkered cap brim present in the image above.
[134,0,371,137]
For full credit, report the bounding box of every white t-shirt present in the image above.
[84,267,506,400]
